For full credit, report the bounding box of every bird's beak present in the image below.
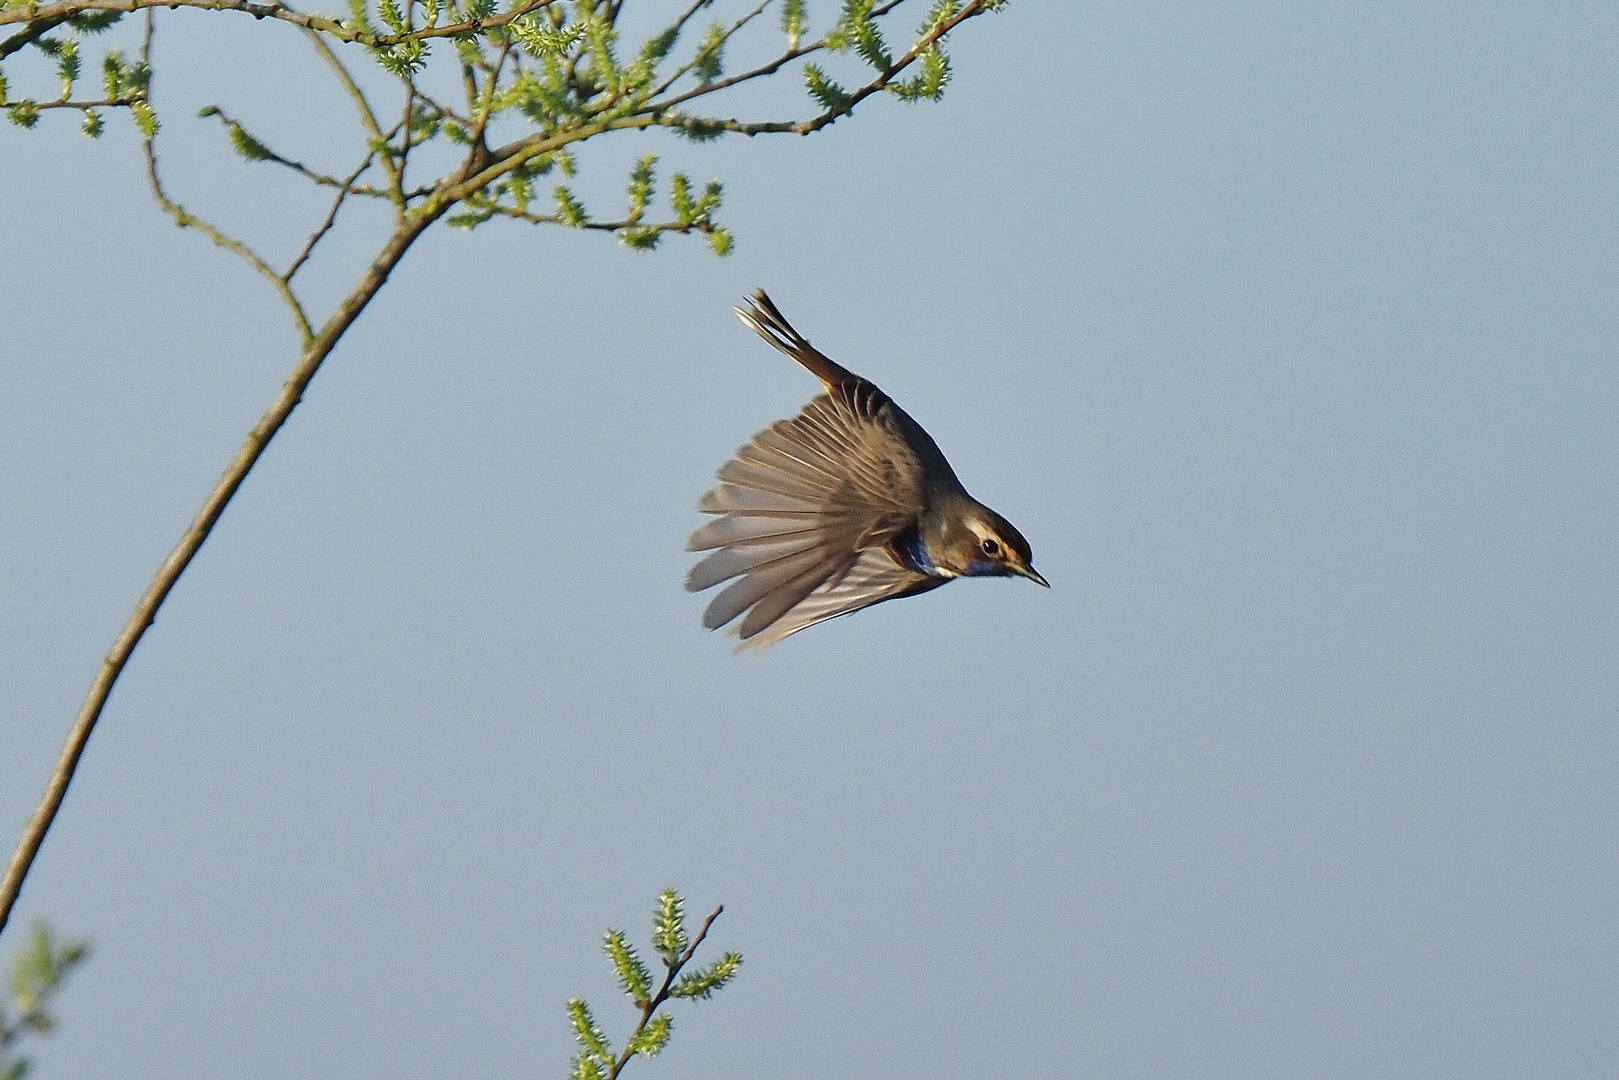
[1017,564,1050,588]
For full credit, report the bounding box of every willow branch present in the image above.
[198,106,393,197]
[430,0,994,214]
[606,906,724,1080]
[21,94,142,112]
[645,0,986,135]
[493,205,716,237]
[0,0,560,48]
[650,0,928,115]
[0,14,71,60]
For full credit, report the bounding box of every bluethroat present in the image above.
[688,290,1048,649]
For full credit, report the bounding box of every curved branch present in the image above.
[0,197,445,942]
[145,131,314,342]
[0,11,449,938]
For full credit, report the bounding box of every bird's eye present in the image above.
[980,538,1000,557]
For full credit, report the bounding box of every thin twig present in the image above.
[470,40,512,148]
[396,0,416,194]
[20,94,142,112]
[398,84,415,197]
[645,0,768,101]
[649,0,907,106]
[301,27,403,211]
[652,0,981,133]
[145,142,313,340]
[409,86,466,126]
[139,28,312,340]
[459,59,481,127]
[285,150,376,282]
[199,105,387,194]
[492,204,713,237]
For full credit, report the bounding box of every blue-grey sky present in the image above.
[3,3,1616,1078]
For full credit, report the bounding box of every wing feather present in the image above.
[701,547,844,630]
[737,548,943,651]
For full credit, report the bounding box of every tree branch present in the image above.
[198,105,394,198]
[649,0,966,123]
[644,0,768,101]
[0,0,561,49]
[20,94,142,112]
[0,13,71,61]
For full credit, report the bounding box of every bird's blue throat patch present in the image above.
[897,528,942,577]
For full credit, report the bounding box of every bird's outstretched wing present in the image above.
[734,547,946,651]
[688,387,929,645]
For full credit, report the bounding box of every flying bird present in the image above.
[687,290,1047,649]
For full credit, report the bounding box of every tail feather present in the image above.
[735,289,859,391]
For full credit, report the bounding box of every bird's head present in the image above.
[934,505,1049,586]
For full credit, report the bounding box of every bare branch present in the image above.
[145,138,313,339]
[139,23,312,340]
[285,149,377,281]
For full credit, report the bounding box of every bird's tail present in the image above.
[735,289,859,391]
